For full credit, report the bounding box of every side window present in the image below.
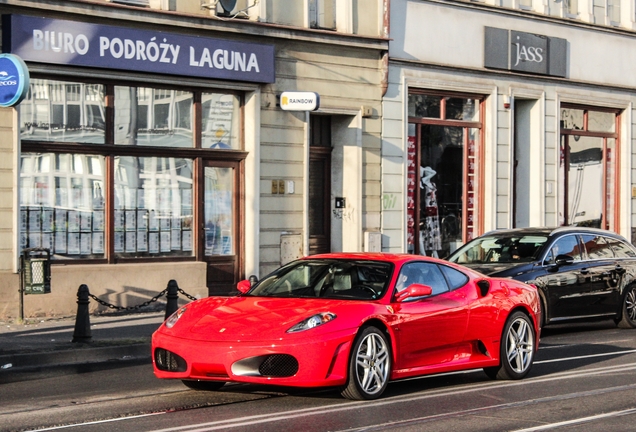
[581,234,615,260]
[439,265,469,290]
[396,262,449,296]
[607,237,636,258]
[544,235,582,265]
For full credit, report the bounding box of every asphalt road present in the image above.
[3,320,636,432]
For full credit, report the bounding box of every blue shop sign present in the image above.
[0,54,29,107]
[2,14,275,84]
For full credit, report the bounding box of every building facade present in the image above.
[382,0,636,257]
[0,0,387,319]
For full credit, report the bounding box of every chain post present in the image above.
[165,280,180,320]
[72,284,92,343]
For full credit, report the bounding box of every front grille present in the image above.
[258,354,299,377]
[154,348,187,372]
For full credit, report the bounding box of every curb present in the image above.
[0,343,151,371]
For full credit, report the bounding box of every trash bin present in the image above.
[21,248,51,294]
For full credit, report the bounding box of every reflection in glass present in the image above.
[114,156,193,258]
[408,95,441,118]
[202,93,241,149]
[588,111,615,133]
[20,79,105,143]
[204,167,234,256]
[560,108,584,131]
[567,136,603,227]
[114,86,193,147]
[445,98,479,121]
[20,153,105,259]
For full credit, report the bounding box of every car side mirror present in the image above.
[237,279,251,294]
[395,283,433,302]
[555,254,575,266]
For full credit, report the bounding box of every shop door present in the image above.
[309,115,332,255]
[202,161,241,295]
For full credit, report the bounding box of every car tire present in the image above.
[341,326,391,400]
[182,380,226,391]
[618,285,636,329]
[483,311,535,380]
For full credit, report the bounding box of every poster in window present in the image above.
[171,228,181,250]
[42,232,54,251]
[42,209,54,232]
[149,232,159,254]
[125,231,136,252]
[137,231,148,252]
[55,209,67,232]
[20,232,27,249]
[29,209,41,232]
[160,231,170,252]
[182,188,192,206]
[71,188,82,209]
[20,210,27,232]
[158,189,168,211]
[28,232,41,248]
[55,188,68,208]
[68,211,80,232]
[80,212,92,232]
[93,232,104,254]
[160,213,170,231]
[182,215,193,230]
[55,231,67,253]
[222,231,232,255]
[80,233,91,255]
[148,210,159,231]
[171,215,181,230]
[137,210,148,231]
[125,210,136,231]
[93,211,104,232]
[114,232,124,253]
[124,187,136,210]
[68,232,80,255]
[137,189,145,210]
[182,230,192,252]
[114,210,124,231]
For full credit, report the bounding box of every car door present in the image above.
[391,262,470,370]
[538,234,590,320]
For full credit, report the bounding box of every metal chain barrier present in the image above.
[87,286,198,311]
[177,288,198,301]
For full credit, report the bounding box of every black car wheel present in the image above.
[484,311,535,380]
[618,285,636,329]
[182,380,226,391]
[341,326,391,400]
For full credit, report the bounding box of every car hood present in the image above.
[166,296,370,342]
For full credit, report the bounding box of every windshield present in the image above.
[247,259,393,300]
[449,234,548,264]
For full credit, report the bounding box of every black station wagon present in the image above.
[447,227,636,329]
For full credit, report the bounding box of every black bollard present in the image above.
[165,280,179,320]
[72,284,92,343]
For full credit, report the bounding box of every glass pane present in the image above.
[606,138,616,230]
[20,153,106,259]
[20,79,105,143]
[114,156,194,258]
[419,125,464,258]
[115,86,193,147]
[568,136,603,227]
[560,108,584,131]
[406,127,417,254]
[408,94,441,118]
[204,167,234,256]
[445,98,479,121]
[581,234,614,260]
[201,93,241,149]
[588,111,615,133]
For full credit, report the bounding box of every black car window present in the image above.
[544,235,582,265]
[396,262,449,297]
[439,264,469,290]
[607,237,636,258]
[581,235,615,260]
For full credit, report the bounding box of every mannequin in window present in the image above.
[419,166,442,257]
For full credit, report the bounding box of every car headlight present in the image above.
[165,306,187,329]
[287,312,336,333]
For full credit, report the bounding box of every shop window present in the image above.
[204,166,234,256]
[559,105,619,231]
[20,79,106,144]
[113,156,193,258]
[408,92,484,258]
[201,92,241,149]
[20,153,106,259]
[114,86,193,147]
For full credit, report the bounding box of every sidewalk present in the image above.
[0,311,165,372]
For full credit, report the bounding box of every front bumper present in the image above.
[152,328,355,388]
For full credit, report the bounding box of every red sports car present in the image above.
[152,253,541,400]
